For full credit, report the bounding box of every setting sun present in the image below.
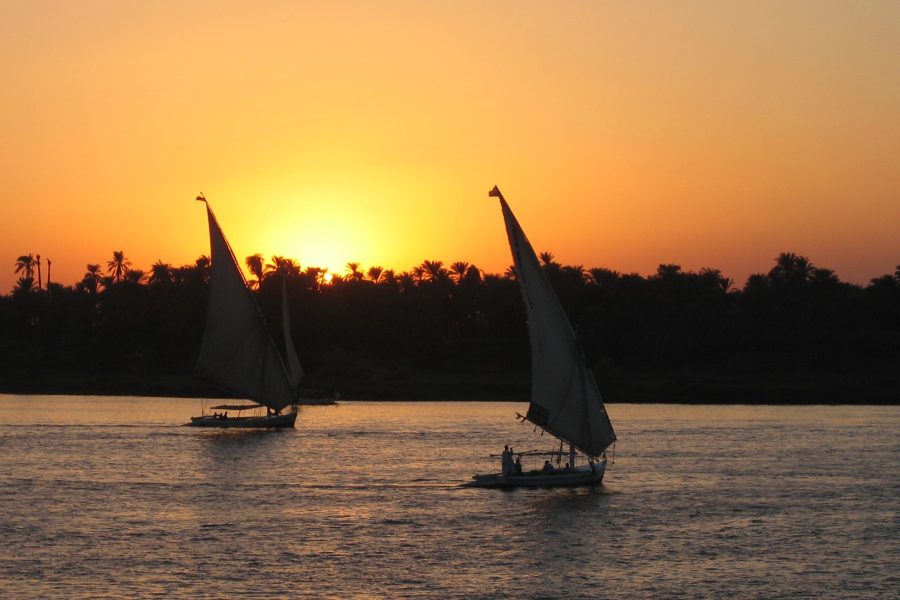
[1,1,898,291]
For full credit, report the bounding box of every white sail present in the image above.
[491,186,616,457]
[282,275,304,388]
[195,202,297,412]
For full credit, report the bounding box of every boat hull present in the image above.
[466,461,606,488]
[187,411,297,428]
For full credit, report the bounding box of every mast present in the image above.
[490,185,616,458]
[194,195,298,412]
[282,272,304,387]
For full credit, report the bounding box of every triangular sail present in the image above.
[195,201,297,412]
[491,186,616,457]
[282,274,304,388]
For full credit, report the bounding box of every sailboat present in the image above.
[468,186,617,487]
[188,194,300,427]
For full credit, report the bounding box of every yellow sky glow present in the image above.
[1,1,898,290]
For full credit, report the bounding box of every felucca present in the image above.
[188,195,299,427]
[468,187,616,486]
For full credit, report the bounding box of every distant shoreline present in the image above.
[2,368,897,405]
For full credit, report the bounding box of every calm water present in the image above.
[0,396,897,599]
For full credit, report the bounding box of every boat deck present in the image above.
[466,462,606,488]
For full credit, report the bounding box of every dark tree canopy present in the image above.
[2,251,898,402]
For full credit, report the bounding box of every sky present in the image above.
[1,0,898,292]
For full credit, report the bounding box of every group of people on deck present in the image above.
[502,444,578,476]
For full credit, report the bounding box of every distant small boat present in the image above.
[467,187,616,487]
[188,195,303,427]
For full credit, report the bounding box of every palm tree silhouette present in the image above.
[266,256,300,278]
[107,250,132,283]
[149,261,173,286]
[13,276,35,295]
[367,266,384,284]
[421,260,448,282]
[768,252,814,285]
[14,254,35,280]
[79,264,102,295]
[345,262,364,282]
[303,266,329,287]
[449,261,470,285]
[246,254,264,289]
[124,269,146,285]
[538,252,557,267]
[699,267,733,293]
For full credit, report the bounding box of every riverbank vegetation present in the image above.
[2,251,898,402]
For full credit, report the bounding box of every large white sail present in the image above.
[195,201,297,412]
[491,186,616,457]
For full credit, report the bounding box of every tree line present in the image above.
[2,250,898,401]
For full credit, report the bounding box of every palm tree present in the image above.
[367,266,384,284]
[562,264,589,283]
[461,264,482,285]
[589,268,621,288]
[246,254,265,289]
[539,251,561,278]
[538,251,555,267]
[79,264,102,295]
[449,261,470,285]
[14,254,35,280]
[106,250,132,283]
[768,252,814,285]
[149,261,173,286]
[124,269,146,285]
[699,267,733,293]
[412,266,425,284]
[381,269,396,285]
[190,255,211,286]
[13,276,34,295]
[421,260,448,282]
[397,271,416,290]
[345,262,364,282]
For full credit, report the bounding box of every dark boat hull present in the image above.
[187,411,297,428]
[466,461,606,488]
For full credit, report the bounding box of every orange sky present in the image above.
[2,1,898,292]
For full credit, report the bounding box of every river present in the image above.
[0,396,897,598]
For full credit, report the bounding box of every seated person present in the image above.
[541,460,556,474]
[514,456,523,475]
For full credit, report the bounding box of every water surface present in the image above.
[0,396,897,598]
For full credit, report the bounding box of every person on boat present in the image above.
[501,445,513,475]
[563,462,572,472]
[542,460,555,474]
[514,455,523,475]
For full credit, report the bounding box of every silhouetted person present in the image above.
[542,460,555,474]
[501,445,512,475]
[514,455,523,475]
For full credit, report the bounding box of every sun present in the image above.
[322,272,334,284]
